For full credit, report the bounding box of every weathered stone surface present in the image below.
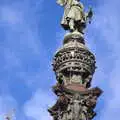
[52,33,96,88]
[49,1,102,120]
[48,83,102,120]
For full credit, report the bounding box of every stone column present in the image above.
[48,32,102,120]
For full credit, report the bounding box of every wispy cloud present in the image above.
[23,89,55,120]
[0,0,45,87]
[86,0,120,119]
[1,0,120,120]
[0,0,49,119]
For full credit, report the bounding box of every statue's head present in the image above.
[57,0,66,6]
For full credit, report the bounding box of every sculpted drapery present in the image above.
[57,0,92,33]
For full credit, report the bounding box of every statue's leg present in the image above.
[69,19,75,32]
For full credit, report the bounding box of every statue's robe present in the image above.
[57,0,86,30]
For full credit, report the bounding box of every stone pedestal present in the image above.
[49,32,102,120]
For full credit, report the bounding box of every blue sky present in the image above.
[0,0,120,120]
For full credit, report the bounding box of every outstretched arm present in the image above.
[88,7,93,19]
[86,7,93,24]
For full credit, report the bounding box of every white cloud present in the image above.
[86,0,120,119]
[23,89,55,120]
[0,0,45,86]
[0,0,49,119]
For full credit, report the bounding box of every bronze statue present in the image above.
[57,0,93,33]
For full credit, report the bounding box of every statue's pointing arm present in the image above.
[88,7,93,19]
[86,7,93,23]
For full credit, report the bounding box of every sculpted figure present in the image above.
[57,0,93,33]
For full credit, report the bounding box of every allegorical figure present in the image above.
[57,0,93,33]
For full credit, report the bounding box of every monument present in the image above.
[48,0,103,119]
